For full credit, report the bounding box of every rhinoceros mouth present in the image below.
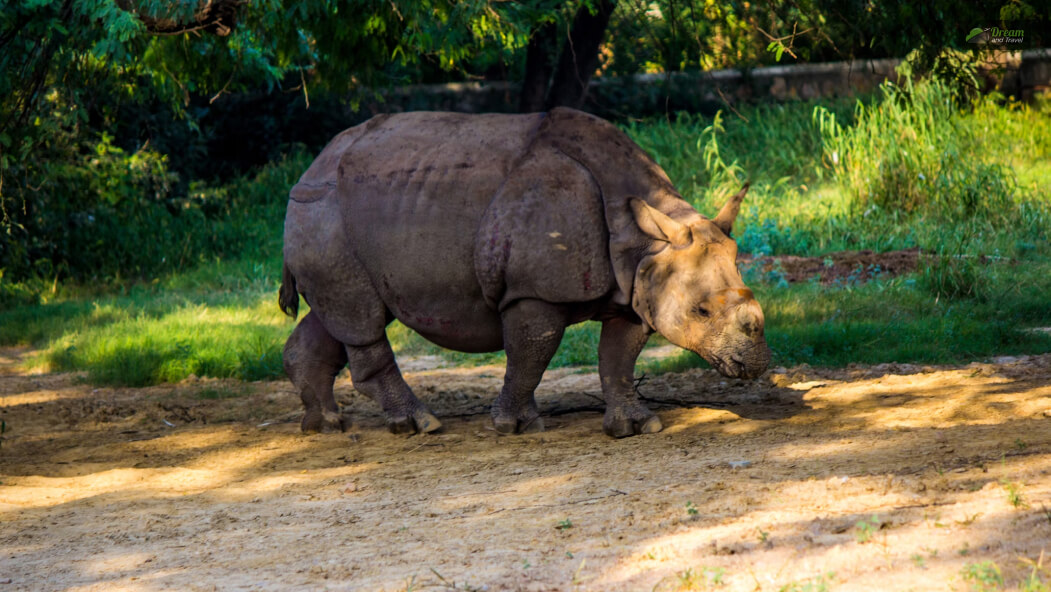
[712,355,744,378]
[709,345,769,379]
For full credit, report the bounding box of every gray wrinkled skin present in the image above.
[280,108,770,438]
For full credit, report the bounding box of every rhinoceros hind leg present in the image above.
[284,311,349,433]
[344,337,441,435]
[492,300,567,434]
[598,317,663,438]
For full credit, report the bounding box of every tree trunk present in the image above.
[518,20,559,113]
[544,0,617,110]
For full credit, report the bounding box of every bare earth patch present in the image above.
[754,248,923,284]
[3,348,1051,591]
[738,248,924,285]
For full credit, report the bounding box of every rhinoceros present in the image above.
[279,107,769,438]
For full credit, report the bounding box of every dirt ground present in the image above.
[3,346,1051,592]
[740,248,923,285]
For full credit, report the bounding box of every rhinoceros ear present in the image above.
[630,198,691,247]
[713,182,750,236]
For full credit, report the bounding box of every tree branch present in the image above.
[115,0,245,37]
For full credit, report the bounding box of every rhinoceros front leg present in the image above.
[284,311,349,433]
[599,317,663,438]
[492,299,568,434]
[345,337,442,435]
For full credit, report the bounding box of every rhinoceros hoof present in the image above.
[493,415,545,435]
[638,415,663,434]
[603,414,663,438]
[387,411,443,435]
[414,411,442,433]
[301,410,347,434]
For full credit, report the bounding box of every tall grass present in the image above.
[815,80,1016,221]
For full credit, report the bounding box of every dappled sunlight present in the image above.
[225,463,380,501]
[75,551,158,584]
[0,384,94,406]
[593,456,1051,591]
[0,428,331,509]
[767,364,1051,434]
[0,467,219,510]
[659,408,739,434]
[129,427,245,456]
[437,473,584,513]
[4,354,1051,590]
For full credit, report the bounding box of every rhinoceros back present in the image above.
[339,111,544,299]
[288,112,554,347]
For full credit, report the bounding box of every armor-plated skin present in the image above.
[280,108,769,437]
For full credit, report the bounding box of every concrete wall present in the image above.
[359,50,1051,119]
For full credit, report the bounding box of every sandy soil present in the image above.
[3,347,1051,591]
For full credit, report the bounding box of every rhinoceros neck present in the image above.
[540,107,700,305]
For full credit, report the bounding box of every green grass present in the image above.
[2,80,1050,386]
[644,264,1051,374]
[13,263,289,387]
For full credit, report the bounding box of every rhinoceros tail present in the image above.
[278,262,299,319]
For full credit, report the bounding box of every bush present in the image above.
[814,79,1018,223]
[0,134,310,286]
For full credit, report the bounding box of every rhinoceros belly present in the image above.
[335,112,548,352]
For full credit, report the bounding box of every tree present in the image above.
[0,0,535,280]
[114,0,244,36]
[519,0,618,112]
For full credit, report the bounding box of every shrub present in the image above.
[814,79,1017,223]
[0,135,310,285]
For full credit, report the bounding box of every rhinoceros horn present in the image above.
[630,198,691,247]
[713,182,751,235]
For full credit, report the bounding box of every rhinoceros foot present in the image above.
[387,409,442,435]
[301,410,348,434]
[603,407,663,438]
[493,414,545,435]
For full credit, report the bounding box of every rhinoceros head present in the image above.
[629,184,770,379]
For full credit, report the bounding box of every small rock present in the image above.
[728,460,752,469]
[342,482,359,494]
